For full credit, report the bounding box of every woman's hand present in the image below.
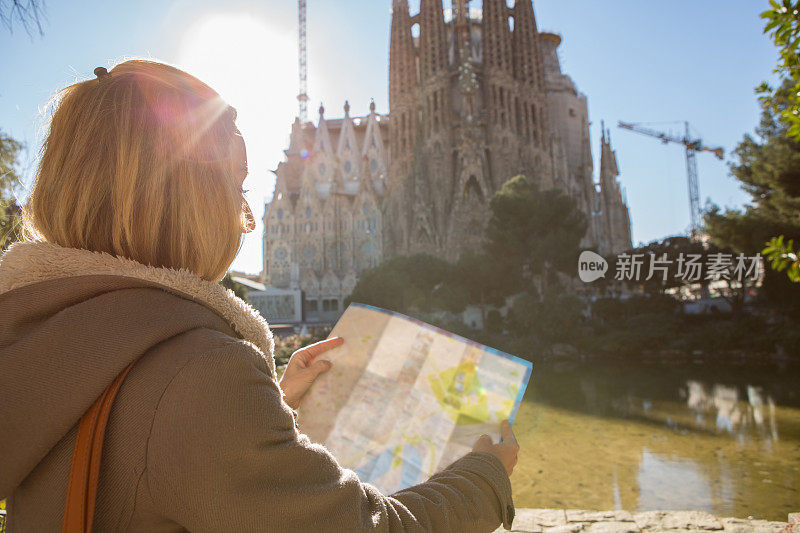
[279,336,343,409]
[472,420,519,477]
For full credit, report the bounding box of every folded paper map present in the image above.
[297,303,533,495]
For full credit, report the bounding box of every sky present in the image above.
[1,1,779,274]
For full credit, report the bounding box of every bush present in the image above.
[273,328,331,366]
[486,310,504,333]
[506,290,584,344]
[592,295,679,327]
[346,254,454,313]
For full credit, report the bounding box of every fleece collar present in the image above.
[0,240,275,373]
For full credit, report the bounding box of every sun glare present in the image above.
[178,13,297,271]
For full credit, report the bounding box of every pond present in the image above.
[510,353,800,522]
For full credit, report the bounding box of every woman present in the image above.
[0,60,519,532]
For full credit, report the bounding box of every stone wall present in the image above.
[493,509,797,533]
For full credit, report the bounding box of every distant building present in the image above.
[262,0,632,319]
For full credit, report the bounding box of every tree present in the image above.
[622,236,704,296]
[725,81,800,230]
[759,1,800,139]
[1,130,24,251]
[346,254,455,314]
[505,288,583,345]
[485,175,587,296]
[0,0,46,36]
[704,79,800,305]
[443,249,517,323]
[755,4,800,283]
[623,236,755,315]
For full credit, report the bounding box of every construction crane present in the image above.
[297,0,309,122]
[618,121,724,233]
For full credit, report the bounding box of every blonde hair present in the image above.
[23,59,248,282]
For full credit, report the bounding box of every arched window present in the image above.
[464,175,483,200]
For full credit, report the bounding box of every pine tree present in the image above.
[704,80,800,302]
[0,130,24,251]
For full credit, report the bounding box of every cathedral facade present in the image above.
[262,0,632,317]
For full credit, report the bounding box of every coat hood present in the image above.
[0,240,275,498]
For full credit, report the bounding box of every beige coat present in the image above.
[0,241,515,532]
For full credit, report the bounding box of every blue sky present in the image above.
[1,1,778,274]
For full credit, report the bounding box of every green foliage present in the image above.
[759,1,800,139]
[587,296,683,356]
[704,205,791,256]
[443,249,517,313]
[763,235,800,281]
[273,328,332,367]
[346,253,455,313]
[751,4,800,284]
[704,79,800,302]
[574,296,795,356]
[485,309,503,334]
[728,81,800,229]
[506,289,584,345]
[485,175,587,291]
[219,273,250,302]
[592,295,680,327]
[1,130,24,251]
[672,314,775,353]
[624,236,707,295]
[623,236,759,315]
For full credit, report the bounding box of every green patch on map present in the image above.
[428,360,490,423]
[391,445,403,469]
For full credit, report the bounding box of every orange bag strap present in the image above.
[62,359,139,533]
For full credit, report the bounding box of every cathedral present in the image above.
[261,0,632,319]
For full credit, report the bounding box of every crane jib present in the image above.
[617,120,724,234]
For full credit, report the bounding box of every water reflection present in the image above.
[683,381,779,441]
[511,355,800,522]
[638,450,720,512]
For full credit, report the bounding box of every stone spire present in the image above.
[337,101,359,180]
[511,0,544,91]
[598,122,631,254]
[389,0,419,181]
[389,0,417,101]
[482,0,513,75]
[312,103,332,154]
[309,103,336,186]
[363,100,386,163]
[285,116,307,156]
[599,122,618,186]
[419,0,448,81]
